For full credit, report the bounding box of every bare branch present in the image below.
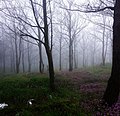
[18,17,38,28]
[30,0,45,34]
[21,37,38,46]
[60,6,114,13]
[20,32,45,45]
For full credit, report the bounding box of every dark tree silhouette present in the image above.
[103,0,120,106]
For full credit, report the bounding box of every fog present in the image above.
[0,0,113,73]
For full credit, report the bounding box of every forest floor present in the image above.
[0,65,119,116]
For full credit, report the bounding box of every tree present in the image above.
[21,40,25,73]
[103,0,120,106]
[64,0,118,106]
[33,0,44,73]
[79,0,119,106]
[80,34,88,67]
[42,0,55,90]
[19,0,55,90]
[4,0,55,90]
[13,20,22,74]
[27,39,31,72]
[59,0,86,71]
[59,25,63,71]
[38,29,44,73]
[91,15,110,66]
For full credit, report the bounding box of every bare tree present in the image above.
[59,0,86,71]
[69,0,119,106]
[15,0,55,90]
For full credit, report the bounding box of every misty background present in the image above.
[0,0,113,73]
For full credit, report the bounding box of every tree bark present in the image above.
[59,33,62,71]
[38,42,44,73]
[103,0,120,106]
[69,44,73,71]
[74,41,77,69]
[43,0,55,91]
[68,11,73,71]
[15,36,19,73]
[22,41,25,73]
[102,16,105,66]
[3,42,6,73]
[27,42,31,72]
[38,28,44,73]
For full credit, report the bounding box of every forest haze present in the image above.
[0,0,113,73]
[1,0,120,115]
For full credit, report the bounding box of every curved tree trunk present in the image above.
[103,0,120,106]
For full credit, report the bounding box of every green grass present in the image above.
[85,64,111,77]
[0,65,111,116]
[0,73,84,116]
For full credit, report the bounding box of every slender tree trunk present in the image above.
[69,44,73,71]
[69,33,73,71]
[102,16,106,66]
[74,41,77,69]
[68,9,73,71]
[83,49,85,67]
[59,25,62,71]
[103,0,120,106]
[10,39,15,73]
[15,37,19,73]
[10,53,13,72]
[34,1,44,73]
[2,27,6,73]
[59,36,62,71]
[10,51,14,72]
[27,42,31,72]
[92,41,95,66]
[22,54,25,73]
[3,44,6,73]
[38,42,44,73]
[13,50,16,73]
[22,42,25,73]
[38,28,44,73]
[43,0,55,91]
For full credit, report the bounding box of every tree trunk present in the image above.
[38,28,44,73]
[102,16,106,66]
[59,25,62,71]
[46,48,55,91]
[2,41,6,73]
[69,44,73,71]
[38,42,44,73]
[15,37,19,73]
[74,41,77,69]
[83,49,85,67]
[68,9,73,71]
[10,40,15,73]
[22,44,25,73]
[59,36,62,71]
[27,42,31,72]
[43,0,55,91]
[103,0,120,106]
